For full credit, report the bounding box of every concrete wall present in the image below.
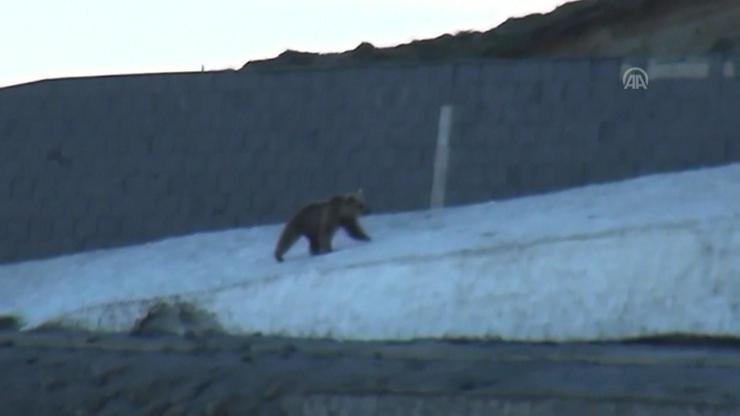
[445,58,738,204]
[1,56,738,263]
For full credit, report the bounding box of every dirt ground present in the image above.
[1,329,739,415]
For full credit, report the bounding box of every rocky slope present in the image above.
[241,0,740,70]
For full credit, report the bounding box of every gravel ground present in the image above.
[1,329,739,416]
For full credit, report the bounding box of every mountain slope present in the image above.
[242,0,740,70]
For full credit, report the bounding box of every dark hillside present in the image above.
[242,0,740,70]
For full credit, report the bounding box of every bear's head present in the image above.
[336,189,368,217]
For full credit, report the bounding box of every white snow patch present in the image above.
[1,164,740,341]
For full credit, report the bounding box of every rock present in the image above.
[130,302,224,338]
[0,316,19,331]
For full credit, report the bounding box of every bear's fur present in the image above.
[274,190,371,262]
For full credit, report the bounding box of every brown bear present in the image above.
[274,189,371,262]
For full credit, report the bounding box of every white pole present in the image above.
[430,104,454,209]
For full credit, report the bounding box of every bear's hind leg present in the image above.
[318,232,333,254]
[309,236,322,256]
[275,226,301,262]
